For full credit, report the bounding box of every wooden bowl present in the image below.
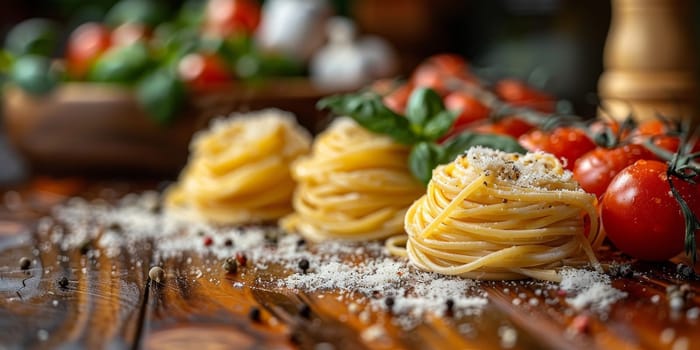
[2,79,330,177]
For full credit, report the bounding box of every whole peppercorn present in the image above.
[249,307,261,322]
[298,259,310,273]
[299,304,312,319]
[19,257,31,270]
[224,238,233,247]
[223,258,238,274]
[385,297,395,311]
[57,276,69,289]
[149,266,165,284]
[445,299,455,312]
[676,263,695,280]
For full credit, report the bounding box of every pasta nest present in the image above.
[397,147,603,281]
[281,118,424,242]
[165,109,311,224]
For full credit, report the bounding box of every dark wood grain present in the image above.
[0,178,699,350]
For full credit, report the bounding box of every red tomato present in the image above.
[444,91,490,128]
[178,53,233,90]
[573,144,656,198]
[632,119,681,153]
[111,23,150,47]
[474,117,534,138]
[518,127,595,170]
[66,22,112,79]
[203,0,261,37]
[635,119,676,136]
[424,53,469,76]
[601,160,699,261]
[494,79,555,113]
[411,64,448,95]
[383,83,413,115]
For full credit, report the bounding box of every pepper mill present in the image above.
[598,0,698,123]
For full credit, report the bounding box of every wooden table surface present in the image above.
[1,177,699,350]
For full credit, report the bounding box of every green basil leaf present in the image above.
[318,93,420,144]
[405,87,444,130]
[88,43,151,84]
[441,132,527,163]
[409,142,443,185]
[5,18,60,57]
[10,55,59,95]
[423,110,458,141]
[136,70,185,124]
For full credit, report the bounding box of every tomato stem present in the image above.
[666,121,700,264]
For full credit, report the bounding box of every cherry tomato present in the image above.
[111,23,150,47]
[474,117,534,139]
[382,83,413,115]
[518,127,595,170]
[424,53,469,76]
[573,144,656,198]
[444,91,490,128]
[494,79,555,113]
[203,0,261,37]
[635,119,676,136]
[411,64,448,95]
[177,52,233,90]
[630,119,683,154]
[601,160,699,261]
[66,22,112,79]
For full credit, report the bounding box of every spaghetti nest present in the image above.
[281,118,424,242]
[165,109,311,224]
[391,147,603,281]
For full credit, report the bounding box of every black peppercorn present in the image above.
[385,297,395,310]
[446,299,455,312]
[298,259,309,273]
[249,307,261,322]
[223,258,238,274]
[79,240,92,255]
[57,276,69,289]
[19,257,31,270]
[677,263,695,280]
[299,304,312,319]
[296,238,306,247]
[224,239,233,247]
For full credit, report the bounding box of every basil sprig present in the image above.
[318,87,526,185]
[409,132,526,184]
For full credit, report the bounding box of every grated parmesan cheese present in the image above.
[47,192,628,330]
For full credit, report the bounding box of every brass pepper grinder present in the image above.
[598,0,699,124]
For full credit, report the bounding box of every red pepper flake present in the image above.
[557,289,567,297]
[203,236,213,247]
[570,315,590,334]
[236,252,248,267]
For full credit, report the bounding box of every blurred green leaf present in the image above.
[105,0,170,27]
[4,18,60,57]
[88,43,151,83]
[136,69,185,124]
[10,55,60,95]
[409,142,443,185]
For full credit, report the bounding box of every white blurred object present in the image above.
[255,0,331,62]
[311,17,398,91]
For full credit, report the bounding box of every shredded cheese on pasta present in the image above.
[389,147,603,281]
